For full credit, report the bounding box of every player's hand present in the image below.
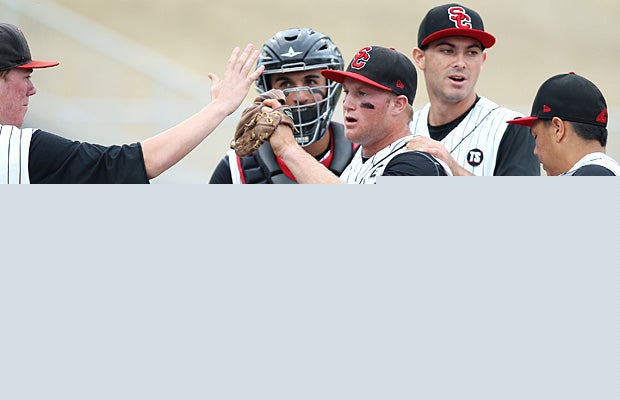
[407,136,471,176]
[260,101,298,157]
[407,136,448,158]
[208,44,266,116]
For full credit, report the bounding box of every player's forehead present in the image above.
[269,68,326,84]
[342,78,385,95]
[9,68,33,77]
[428,36,483,49]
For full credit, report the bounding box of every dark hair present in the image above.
[571,121,608,147]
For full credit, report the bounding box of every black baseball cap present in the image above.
[507,72,608,128]
[0,23,59,72]
[417,3,496,49]
[321,46,417,105]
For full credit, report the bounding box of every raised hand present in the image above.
[208,44,265,116]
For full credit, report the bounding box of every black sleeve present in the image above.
[28,130,149,184]
[494,124,541,176]
[209,156,233,184]
[572,165,616,176]
[382,151,447,176]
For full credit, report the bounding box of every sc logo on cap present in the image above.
[448,7,472,29]
[351,47,372,69]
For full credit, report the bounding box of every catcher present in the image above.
[209,28,358,184]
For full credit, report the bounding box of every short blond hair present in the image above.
[405,104,414,122]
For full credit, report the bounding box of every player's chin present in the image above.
[442,89,471,104]
[344,126,360,142]
[344,125,361,140]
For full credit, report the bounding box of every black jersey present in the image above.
[29,130,149,184]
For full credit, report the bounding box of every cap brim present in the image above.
[506,116,539,127]
[321,70,392,93]
[16,60,59,69]
[421,28,496,48]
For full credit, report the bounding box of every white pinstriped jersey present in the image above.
[410,96,523,176]
[561,152,620,176]
[0,124,33,184]
[340,135,412,184]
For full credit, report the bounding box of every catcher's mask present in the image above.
[256,28,344,147]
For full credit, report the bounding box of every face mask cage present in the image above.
[256,57,343,146]
[280,80,338,146]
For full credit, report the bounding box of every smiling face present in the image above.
[0,68,37,127]
[413,36,486,107]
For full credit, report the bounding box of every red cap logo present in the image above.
[543,105,552,113]
[351,47,372,69]
[448,7,472,29]
[396,80,405,89]
[596,108,608,124]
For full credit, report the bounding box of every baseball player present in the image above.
[406,3,540,176]
[209,28,358,184]
[0,22,262,183]
[507,72,619,176]
[265,46,450,184]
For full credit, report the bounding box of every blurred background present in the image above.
[2,0,619,182]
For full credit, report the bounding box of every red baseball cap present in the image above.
[0,23,59,71]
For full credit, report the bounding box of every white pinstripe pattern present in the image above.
[0,125,33,184]
[340,136,413,184]
[410,97,522,176]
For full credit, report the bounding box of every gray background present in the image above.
[1,179,618,399]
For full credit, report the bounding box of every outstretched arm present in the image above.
[141,44,265,179]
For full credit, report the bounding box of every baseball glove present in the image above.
[230,89,297,157]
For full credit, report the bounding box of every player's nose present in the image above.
[342,93,354,110]
[453,52,466,69]
[293,88,314,105]
[27,81,37,96]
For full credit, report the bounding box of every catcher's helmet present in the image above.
[256,28,344,147]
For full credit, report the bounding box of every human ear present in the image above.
[412,48,425,70]
[551,117,566,143]
[392,95,409,115]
